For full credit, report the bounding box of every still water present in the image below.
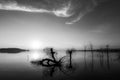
[0,50,120,80]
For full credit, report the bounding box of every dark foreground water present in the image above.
[0,50,120,80]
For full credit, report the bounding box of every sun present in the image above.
[30,40,43,50]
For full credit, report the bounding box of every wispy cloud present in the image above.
[0,0,72,16]
[0,0,108,24]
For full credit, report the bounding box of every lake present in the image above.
[0,50,120,80]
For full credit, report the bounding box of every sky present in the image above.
[0,0,120,49]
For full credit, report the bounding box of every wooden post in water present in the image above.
[106,45,110,70]
[99,48,104,69]
[84,46,87,70]
[90,44,94,71]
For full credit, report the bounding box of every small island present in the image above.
[0,48,29,53]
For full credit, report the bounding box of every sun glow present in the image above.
[30,40,43,50]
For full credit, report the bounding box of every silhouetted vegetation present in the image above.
[66,49,73,69]
[31,48,75,76]
[31,48,62,67]
[77,44,120,53]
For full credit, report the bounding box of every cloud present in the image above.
[0,0,51,13]
[0,0,72,16]
[0,0,108,24]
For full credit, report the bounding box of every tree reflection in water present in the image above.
[30,48,75,77]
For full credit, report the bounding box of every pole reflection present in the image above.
[28,48,120,77]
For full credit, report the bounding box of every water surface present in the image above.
[0,51,120,80]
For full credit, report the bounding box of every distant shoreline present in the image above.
[0,48,29,53]
[0,47,120,54]
[74,48,120,53]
